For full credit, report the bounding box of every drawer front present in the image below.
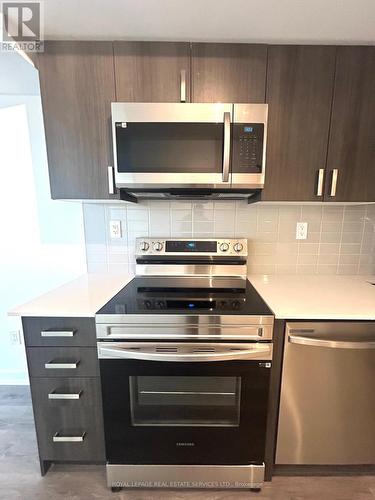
[27,347,99,377]
[33,404,105,461]
[22,317,96,347]
[30,377,102,409]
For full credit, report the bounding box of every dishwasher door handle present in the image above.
[288,334,375,350]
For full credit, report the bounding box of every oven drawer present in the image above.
[32,404,105,461]
[22,317,96,347]
[27,347,99,377]
[30,377,102,408]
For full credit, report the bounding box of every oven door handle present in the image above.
[97,342,272,362]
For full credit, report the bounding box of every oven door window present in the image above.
[130,376,241,427]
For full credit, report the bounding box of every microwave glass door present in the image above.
[115,122,224,174]
[100,358,271,465]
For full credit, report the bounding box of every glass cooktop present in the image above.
[97,277,273,316]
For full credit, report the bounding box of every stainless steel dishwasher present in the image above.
[276,322,375,465]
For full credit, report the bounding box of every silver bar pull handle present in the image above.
[180,69,186,103]
[107,166,115,195]
[289,334,375,350]
[48,391,82,400]
[53,432,85,443]
[316,169,324,196]
[45,360,79,369]
[330,169,338,197]
[222,111,231,182]
[41,330,75,338]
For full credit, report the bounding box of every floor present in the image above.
[1,387,375,500]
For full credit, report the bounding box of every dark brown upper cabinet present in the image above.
[325,46,375,202]
[37,41,118,200]
[114,41,191,102]
[191,43,267,103]
[262,45,336,201]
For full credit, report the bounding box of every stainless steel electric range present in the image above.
[96,238,274,492]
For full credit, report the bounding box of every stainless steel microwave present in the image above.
[111,103,268,200]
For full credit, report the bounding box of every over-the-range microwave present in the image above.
[111,102,268,201]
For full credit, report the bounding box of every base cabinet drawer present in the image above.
[22,317,96,347]
[33,409,105,461]
[30,377,102,409]
[27,347,99,377]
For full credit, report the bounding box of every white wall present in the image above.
[0,53,87,384]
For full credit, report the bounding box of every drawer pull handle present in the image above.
[53,432,86,443]
[41,330,75,338]
[45,360,79,369]
[48,391,82,400]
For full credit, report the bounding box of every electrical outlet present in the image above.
[9,330,22,345]
[109,220,122,239]
[296,222,308,240]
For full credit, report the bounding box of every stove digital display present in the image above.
[165,240,217,252]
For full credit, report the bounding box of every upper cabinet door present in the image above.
[325,47,375,202]
[38,41,117,200]
[191,43,267,103]
[262,46,336,201]
[114,42,191,102]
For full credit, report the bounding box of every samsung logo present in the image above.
[176,442,195,447]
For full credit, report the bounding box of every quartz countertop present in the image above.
[248,274,375,320]
[9,272,375,321]
[8,274,133,318]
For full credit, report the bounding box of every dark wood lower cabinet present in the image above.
[264,319,286,480]
[22,317,105,475]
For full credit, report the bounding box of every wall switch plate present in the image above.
[296,222,308,240]
[109,220,122,239]
[9,330,22,345]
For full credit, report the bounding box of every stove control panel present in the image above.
[135,238,248,257]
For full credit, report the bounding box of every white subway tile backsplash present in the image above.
[193,208,214,221]
[83,202,375,276]
[171,220,192,234]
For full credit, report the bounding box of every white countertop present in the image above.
[9,272,375,321]
[249,274,375,320]
[9,273,133,318]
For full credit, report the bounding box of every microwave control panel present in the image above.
[232,123,264,173]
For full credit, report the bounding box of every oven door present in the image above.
[111,103,232,189]
[99,342,272,466]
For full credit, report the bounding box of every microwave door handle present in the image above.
[222,111,231,183]
[98,343,271,362]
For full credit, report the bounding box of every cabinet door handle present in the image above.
[180,69,186,103]
[222,111,231,182]
[41,330,75,338]
[330,169,338,197]
[316,169,324,196]
[48,390,82,400]
[107,166,115,195]
[53,432,85,443]
[45,360,79,369]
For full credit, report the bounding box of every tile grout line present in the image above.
[358,205,368,275]
[337,206,346,274]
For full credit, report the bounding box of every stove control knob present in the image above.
[233,242,243,253]
[140,241,149,252]
[219,242,230,252]
[153,241,163,252]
